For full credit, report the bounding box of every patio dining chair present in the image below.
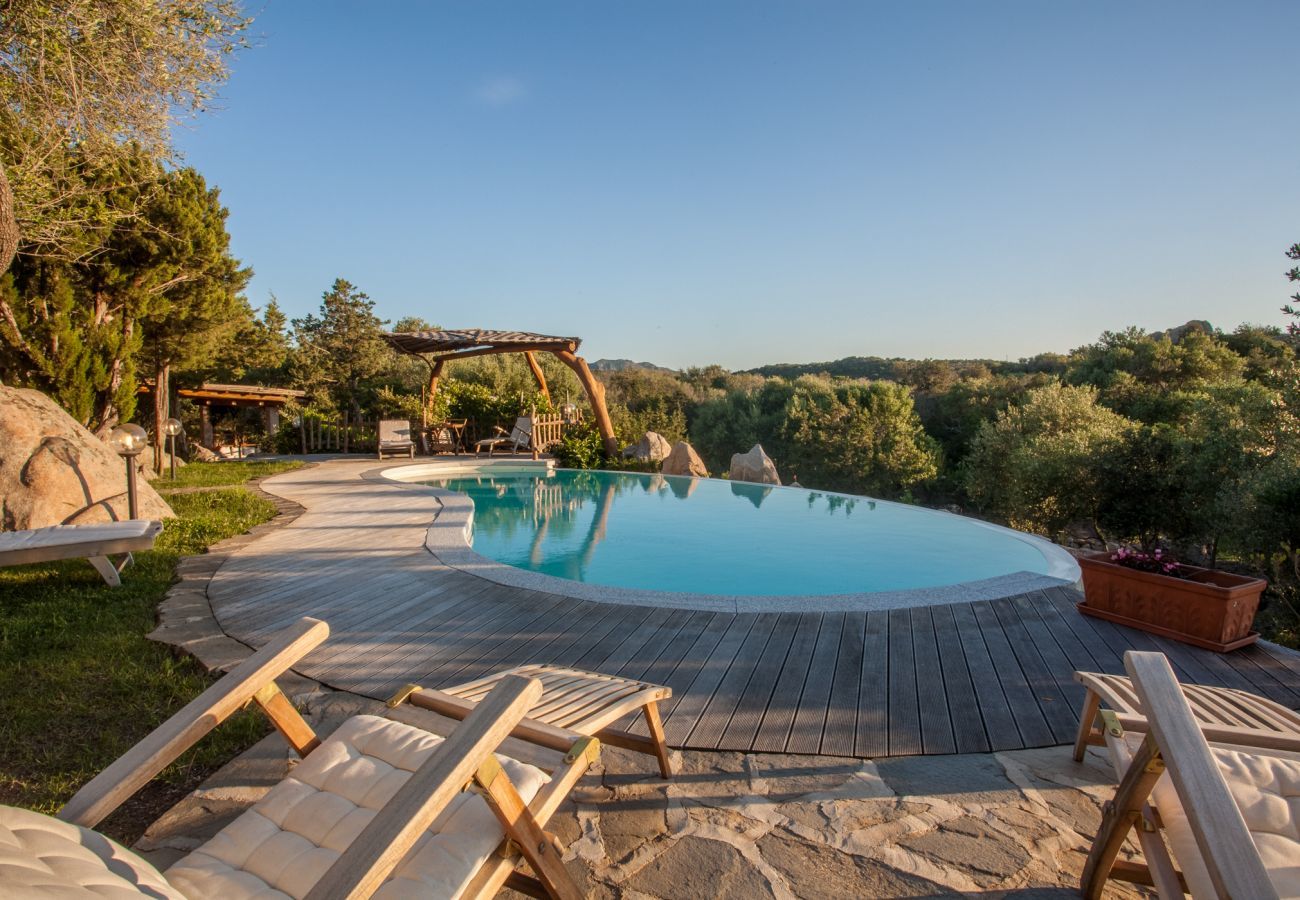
[1078,651,1300,899]
[0,618,597,899]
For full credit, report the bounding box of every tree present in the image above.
[136,168,250,470]
[0,159,249,437]
[0,0,250,274]
[963,383,1135,537]
[211,297,291,385]
[1283,243,1300,335]
[291,279,390,435]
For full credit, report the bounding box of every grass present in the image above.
[156,458,303,490]
[0,462,297,842]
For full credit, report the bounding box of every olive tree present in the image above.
[0,0,250,274]
[962,383,1135,537]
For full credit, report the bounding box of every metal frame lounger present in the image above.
[389,664,675,779]
[1073,669,1300,761]
[1080,651,1299,899]
[0,618,598,899]
[0,519,163,586]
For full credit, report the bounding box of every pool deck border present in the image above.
[381,461,1081,614]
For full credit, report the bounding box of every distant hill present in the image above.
[589,358,675,373]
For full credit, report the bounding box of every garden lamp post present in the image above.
[164,418,183,480]
[108,424,148,519]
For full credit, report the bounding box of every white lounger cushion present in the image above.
[0,803,184,899]
[1147,741,1300,899]
[165,715,549,900]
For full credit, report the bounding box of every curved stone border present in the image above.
[380,462,1081,614]
[147,473,309,673]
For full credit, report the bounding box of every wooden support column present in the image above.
[552,350,618,457]
[523,351,552,405]
[425,358,446,418]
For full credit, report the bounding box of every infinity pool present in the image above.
[417,468,1064,597]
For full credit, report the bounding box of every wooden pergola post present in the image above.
[523,351,551,405]
[552,349,618,457]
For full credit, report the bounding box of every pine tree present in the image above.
[292,279,390,432]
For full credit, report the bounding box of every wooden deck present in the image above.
[208,461,1300,758]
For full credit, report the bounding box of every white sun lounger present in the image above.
[0,519,163,586]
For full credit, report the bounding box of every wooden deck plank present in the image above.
[988,597,1078,743]
[886,607,921,756]
[948,603,1018,751]
[931,604,989,754]
[785,613,846,755]
[689,613,783,748]
[1007,593,1089,706]
[854,611,891,758]
[639,613,736,735]
[664,615,759,746]
[820,612,866,757]
[717,614,802,750]
[910,606,956,756]
[752,614,825,753]
[967,601,1054,747]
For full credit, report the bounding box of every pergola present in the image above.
[177,383,306,448]
[381,329,618,455]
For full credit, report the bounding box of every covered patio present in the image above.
[381,328,620,456]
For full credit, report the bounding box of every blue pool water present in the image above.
[420,469,1053,597]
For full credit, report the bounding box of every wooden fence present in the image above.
[299,416,378,454]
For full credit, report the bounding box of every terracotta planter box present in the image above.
[1076,552,1265,652]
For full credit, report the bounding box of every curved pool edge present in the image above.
[379,462,1081,613]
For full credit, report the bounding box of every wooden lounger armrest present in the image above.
[1110,711,1300,755]
[305,675,545,900]
[1126,651,1280,900]
[59,617,329,829]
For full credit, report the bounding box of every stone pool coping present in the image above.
[378,460,1080,614]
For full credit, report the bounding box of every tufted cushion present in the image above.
[1150,743,1300,899]
[164,715,548,900]
[0,803,183,899]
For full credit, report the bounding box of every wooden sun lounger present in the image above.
[29,618,597,899]
[0,519,163,586]
[1079,651,1300,899]
[390,663,675,778]
[1073,669,1300,761]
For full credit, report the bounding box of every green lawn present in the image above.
[156,458,304,490]
[0,462,300,841]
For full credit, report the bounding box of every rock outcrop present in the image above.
[623,431,673,463]
[728,444,781,485]
[0,385,174,530]
[661,441,708,478]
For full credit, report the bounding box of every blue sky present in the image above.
[175,1,1300,369]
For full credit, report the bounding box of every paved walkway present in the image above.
[207,459,1300,759]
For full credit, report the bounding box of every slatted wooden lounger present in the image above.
[389,664,675,778]
[1080,651,1300,899]
[0,618,600,899]
[0,519,163,586]
[1073,669,1300,761]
